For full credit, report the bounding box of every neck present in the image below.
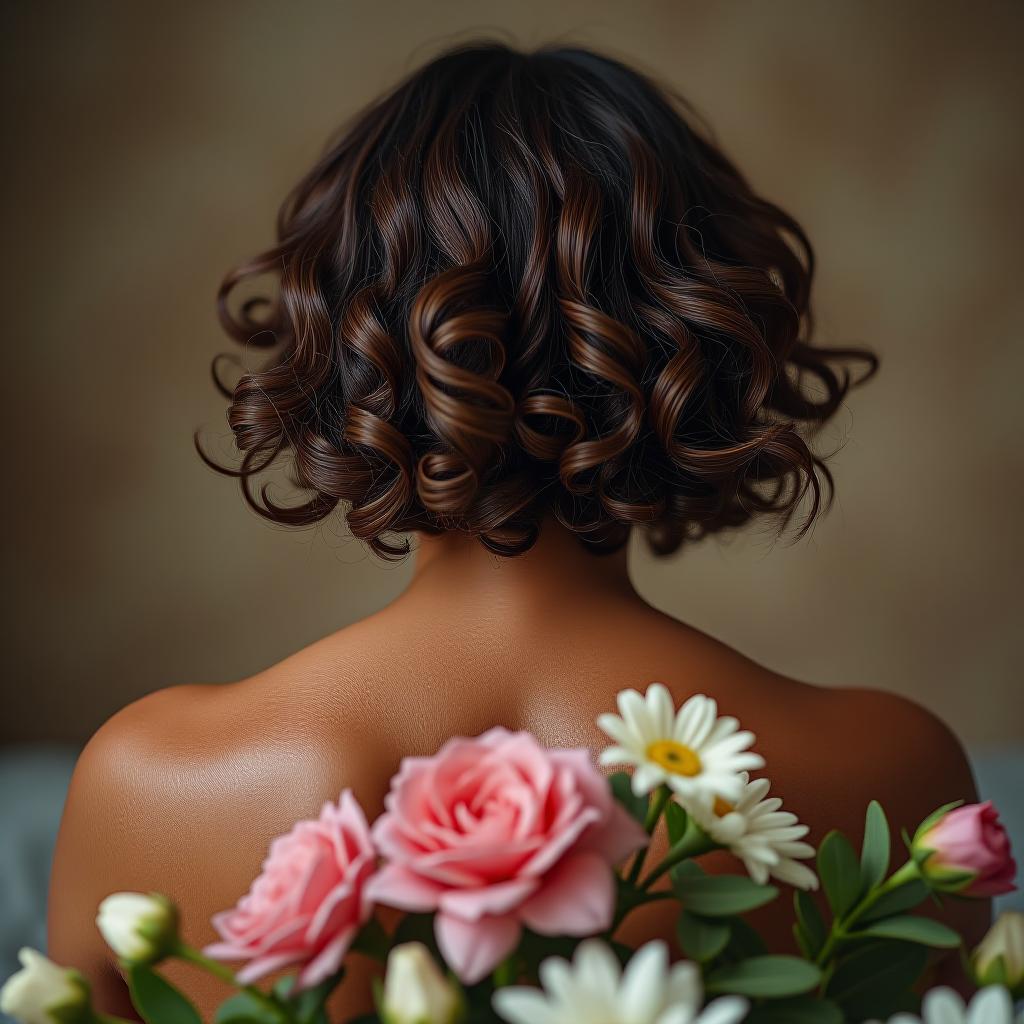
[402,518,636,614]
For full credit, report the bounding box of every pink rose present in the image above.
[915,801,1017,897]
[365,727,647,984]
[204,791,376,988]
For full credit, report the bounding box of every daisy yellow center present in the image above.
[713,796,734,817]
[646,739,702,777]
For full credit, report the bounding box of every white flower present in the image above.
[96,892,178,964]
[973,911,1024,993]
[382,942,463,1024]
[686,773,818,891]
[870,985,1023,1024]
[598,685,763,805]
[0,949,89,1024]
[492,939,748,1024]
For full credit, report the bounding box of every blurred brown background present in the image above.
[2,0,1022,748]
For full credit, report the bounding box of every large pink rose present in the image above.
[916,801,1017,897]
[204,791,376,988]
[365,727,647,984]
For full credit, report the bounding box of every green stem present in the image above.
[627,786,672,885]
[814,859,922,969]
[175,944,287,1020]
[175,944,238,985]
[609,890,675,935]
[492,955,518,988]
[94,1013,137,1024]
[640,820,718,890]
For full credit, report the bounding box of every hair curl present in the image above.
[199,42,877,559]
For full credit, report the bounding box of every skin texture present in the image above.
[47,522,990,1016]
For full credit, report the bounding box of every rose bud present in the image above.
[972,910,1024,995]
[912,801,1016,897]
[97,892,179,966]
[0,949,91,1024]
[382,943,463,1024]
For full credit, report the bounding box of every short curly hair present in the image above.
[201,41,877,559]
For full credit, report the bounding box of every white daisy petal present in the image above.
[664,959,702,1014]
[618,940,669,1019]
[573,939,622,999]
[618,689,658,744]
[701,714,739,745]
[770,858,819,891]
[774,840,816,858]
[921,987,967,1024]
[599,745,641,767]
[676,695,717,747]
[632,762,668,795]
[696,996,750,1024]
[647,684,676,737]
[741,856,771,885]
[598,713,642,749]
[537,956,576,1004]
[965,984,1012,1024]
[492,988,562,1024]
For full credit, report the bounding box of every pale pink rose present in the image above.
[204,791,377,989]
[916,801,1017,897]
[365,727,648,985]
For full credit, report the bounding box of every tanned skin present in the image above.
[48,521,990,1016]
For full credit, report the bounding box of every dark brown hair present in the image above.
[200,41,877,559]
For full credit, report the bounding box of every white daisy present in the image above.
[686,773,818,891]
[598,685,763,805]
[492,939,748,1024]
[868,984,1022,1024]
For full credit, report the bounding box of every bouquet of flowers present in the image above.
[3,685,1020,1024]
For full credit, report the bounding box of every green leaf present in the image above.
[854,915,961,948]
[860,879,930,923]
[817,830,861,918]
[215,992,280,1024]
[127,965,203,1024]
[706,955,821,997]
[665,799,688,845]
[725,916,768,959]
[792,923,812,959]
[826,940,928,1019]
[671,867,778,917]
[676,911,730,962]
[793,890,827,957]
[609,771,649,825]
[744,996,843,1024]
[615,875,653,920]
[913,800,963,841]
[860,801,890,891]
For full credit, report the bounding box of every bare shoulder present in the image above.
[47,676,384,1013]
[829,684,978,798]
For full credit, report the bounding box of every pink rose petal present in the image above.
[518,851,616,935]
[435,911,521,985]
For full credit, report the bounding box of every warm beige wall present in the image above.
[2,1,1021,745]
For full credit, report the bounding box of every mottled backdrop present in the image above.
[2,0,1021,745]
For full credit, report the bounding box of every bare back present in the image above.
[47,540,988,1017]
